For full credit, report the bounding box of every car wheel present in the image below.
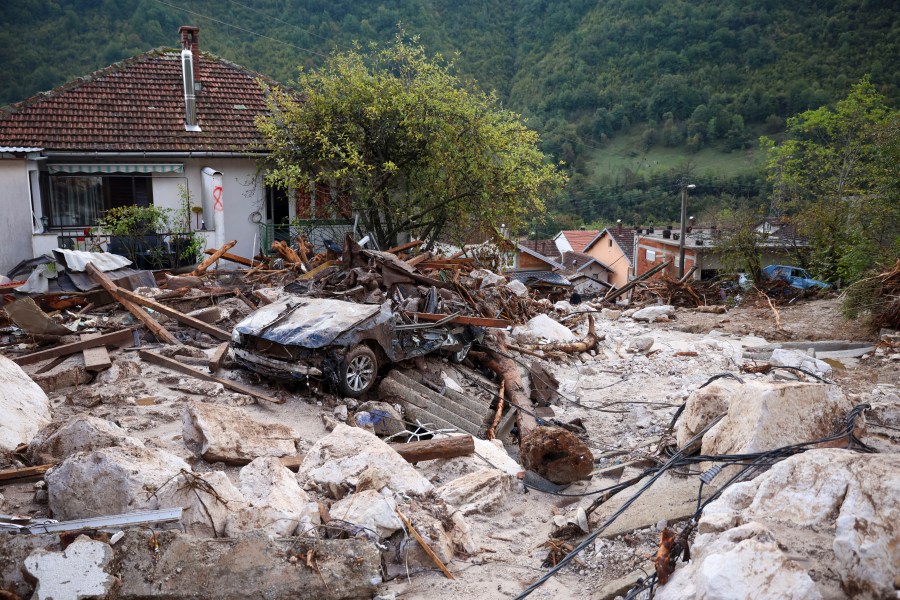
[450,341,472,364]
[340,345,378,397]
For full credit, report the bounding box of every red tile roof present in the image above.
[558,230,600,252]
[0,49,273,153]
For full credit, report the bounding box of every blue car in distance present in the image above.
[762,265,831,290]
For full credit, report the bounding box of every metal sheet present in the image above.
[1,507,183,534]
[52,249,132,272]
[234,297,385,349]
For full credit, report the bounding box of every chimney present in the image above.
[179,26,201,132]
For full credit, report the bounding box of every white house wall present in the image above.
[0,158,37,276]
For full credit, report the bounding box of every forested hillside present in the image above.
[2,0,897,229]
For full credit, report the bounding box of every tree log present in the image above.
[389,435,475,463]
[531,314,602,353]
[271,240,302,266]
[482,330,538,440]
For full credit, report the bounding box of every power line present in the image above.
[150,0,330,59]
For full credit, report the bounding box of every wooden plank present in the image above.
[297,260,337,281]
[86,263,179,344]
[80,333,111,373]
[389,435,474,463]
[138,349,283,404]
[13,328,136,366]
[191,240,238,276]
[202,249,255,267]
[208,342,230,373]
[114,288,230,341]
[407,312,511,328]
[602,260,672,302]
[385,239,424,255]
[405,251,432,267]
[0,464,53,485]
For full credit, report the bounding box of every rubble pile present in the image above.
[0,238,897,600]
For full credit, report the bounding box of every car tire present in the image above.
[340,345,378,397]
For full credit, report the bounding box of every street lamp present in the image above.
[678,184,696,278]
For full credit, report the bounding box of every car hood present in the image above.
[233,297,389,348]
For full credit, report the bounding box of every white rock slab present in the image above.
[25,535,116,600]
[0,354,51,451]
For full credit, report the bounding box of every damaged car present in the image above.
[230,296,482,397]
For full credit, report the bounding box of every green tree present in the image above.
[257,35,566,249]
[762,77,899,283]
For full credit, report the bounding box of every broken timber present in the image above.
[191,240,237,276]
[390,435,475,463]
[114,287,231,341]
[396,509,455,580]
[0,464,53,485]
[208,342,230,373]
[80,333,112,373]
[138,349,284,404]
[13,328,136,366]
[602,260,672,303]
[202,248,256,267]
[86,263,179,344]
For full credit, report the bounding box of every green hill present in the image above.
[2,0,896,228]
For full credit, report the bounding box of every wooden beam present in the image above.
[203,249,255,267]
[80,333,111,373]
[407,312,511,328]
[279,455,304,471]
[208,342,230,373]
[85,263,179,344]
[385,239,424,255]
[602,259,672,303]
[191,240,238,276]
[138,349,283,404]
[114,288,230,341]
[13,328,136,366]
[390,435,474,463]
[405,251,432,267]
[0,464,53,485]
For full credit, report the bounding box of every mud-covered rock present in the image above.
[520,426,593,484]
[182,402,298,464]
[28,415,144,464]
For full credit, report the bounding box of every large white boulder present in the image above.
[631,305,675,322]
[654,522,822,600]
[28,415,144,464]
[0,355,51,451]
[675,380,743,448]
[153,470,246,537]
[665,450,900,600]
[512,314,575,343]
[296,424,432,496]
[329,490,403,538]
[699,381,852,456]
[437,468,513,515]
[225,456,318,538]
[46,446,190,520]
[182,402,298,464]
[770,348,833,378]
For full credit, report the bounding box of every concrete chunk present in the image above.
[28,415,145,464]
[182,402,298,464]
[0,354,51,451]
[24,535,116,600]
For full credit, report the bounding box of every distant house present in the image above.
[559,251,613,297]
[582,226,636,288]
[634,224,808,281]
[553,229,600,255]
[0,26,337,276]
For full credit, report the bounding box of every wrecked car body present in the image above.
[231,296,481,396]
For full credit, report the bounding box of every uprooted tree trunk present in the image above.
[529,314,603,354]
[480,330,593,484]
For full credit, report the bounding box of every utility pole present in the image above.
[678,184,695,278]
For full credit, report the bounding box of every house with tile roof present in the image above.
[0,26,315,275]
[582,226,636,288]
[553,229,600,255]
